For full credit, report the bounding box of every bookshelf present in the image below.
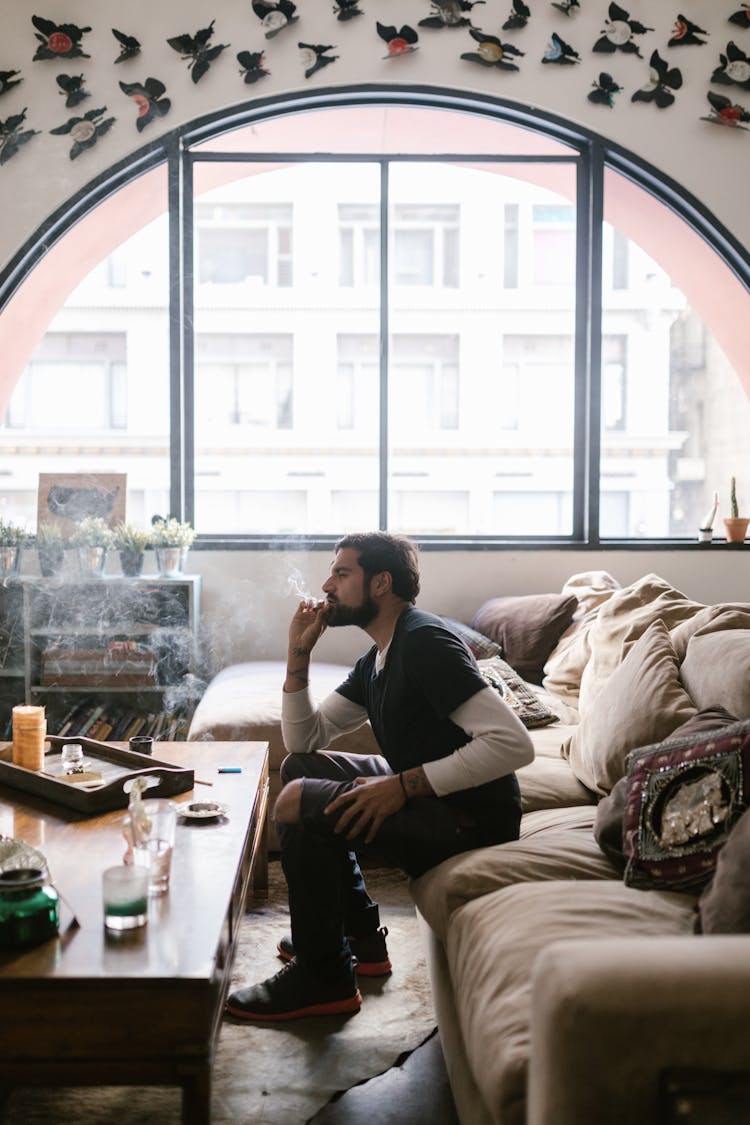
[0,575,202,742]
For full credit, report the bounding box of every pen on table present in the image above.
[218,767,242,774]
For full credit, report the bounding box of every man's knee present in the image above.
[280,752,307,786]
[274,778,303,825]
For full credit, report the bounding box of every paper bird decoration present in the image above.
[112,29,141,64]
[333,0,364,19]
[49,105,115,159]
[551,0,580,15]
[31,16,91,60]
[119,78,171,132]
[419,1,485,29]
[167,21,230,83]
[0,70,23,98]
[0,108,39,166]
[542,31,580,63]
[593,4,652,58]
[728,6,750,30]
[668,15,708,47]
[237,50,270,84]
[588,71,622,105]
[503,1,531,31]
[377,23,419,57]
[56,73,89,108]
[299,42,338,78]
[252,2,298,39]
[461,29,524,69]
[701,90,750,128]
[631,50,682,107]
[712,41,750,89]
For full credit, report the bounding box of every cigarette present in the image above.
[195,778,213,786]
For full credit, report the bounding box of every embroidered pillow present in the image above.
[622,718,750,893]
[477,655,558,730]
[440,617,502,661]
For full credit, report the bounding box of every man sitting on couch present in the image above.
[226,531,534,1022]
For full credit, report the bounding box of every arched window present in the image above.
[1,95,748,543]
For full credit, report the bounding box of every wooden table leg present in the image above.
[181,1063,211,1125]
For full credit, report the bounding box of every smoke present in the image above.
[285,567,316,601]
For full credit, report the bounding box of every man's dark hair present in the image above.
[336,532,420,603]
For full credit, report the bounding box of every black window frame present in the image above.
[1,87,748,552]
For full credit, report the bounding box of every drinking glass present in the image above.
[132,800,177,896]
[102,865,149,930]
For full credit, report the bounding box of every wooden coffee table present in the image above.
[0,740,269,1125]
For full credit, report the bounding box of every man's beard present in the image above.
[325,594,378,628]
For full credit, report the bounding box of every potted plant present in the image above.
[35,520,68,577]
[0,518,28,578]
[723,477,749,544]
[70,516,115,577]
[150,516,197,577]
[112,522,151,578]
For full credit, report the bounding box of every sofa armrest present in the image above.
[527,936,750,1125]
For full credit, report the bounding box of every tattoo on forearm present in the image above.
[403,767,432,798]
[291,645,310,658]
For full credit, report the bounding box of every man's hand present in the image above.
[325,775,405,844]
[285,599,330,692]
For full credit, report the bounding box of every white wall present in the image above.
[1,1,748,273]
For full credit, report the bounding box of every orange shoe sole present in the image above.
[225,990,362,1021]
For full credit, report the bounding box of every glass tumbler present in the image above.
[102,865,149,930]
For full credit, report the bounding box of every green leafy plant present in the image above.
[150,517,197,548]
[34,520,68,547]
[70,516,115,548]
[730,476,740,519]
[112,522,151,554]
[0,518,29,546]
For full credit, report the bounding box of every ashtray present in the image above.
[179,801,227,821]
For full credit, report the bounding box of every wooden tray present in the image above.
[0,735,194,815]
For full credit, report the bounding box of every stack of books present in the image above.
[40,640,158,688]
[49,701,193,742]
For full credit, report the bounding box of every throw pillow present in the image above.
[470,593,578,685]
[594,707,739,869]
[541,570,621,701]
[563,619,696,796]
[622,717,750,893]
[680,629,750,719]
[697,805,750,933]
[477,655,558,729]
[670,603,750,662]
[576,574,704,716]
[440,617,502,661]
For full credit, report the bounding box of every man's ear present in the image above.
[372,570,392,596]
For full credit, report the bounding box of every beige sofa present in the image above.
[411,573,750,1125]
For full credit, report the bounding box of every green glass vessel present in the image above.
[0,867,60,948]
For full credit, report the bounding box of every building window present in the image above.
[196,202,293,286]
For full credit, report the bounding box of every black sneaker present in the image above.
[226,960,362,1022]
[277,926,392,978]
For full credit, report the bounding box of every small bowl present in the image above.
[179,801,227,821]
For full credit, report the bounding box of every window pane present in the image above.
[0,166,171,533]
[192,162,381,535]
[388,161,578,536]
[602,167,750,538]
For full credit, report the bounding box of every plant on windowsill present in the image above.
[150,516,196,577]
[723,477,749,544]
[71,516,115,578]
[112,522,151,578]
[34,520,68,577]
[0,518,29,579]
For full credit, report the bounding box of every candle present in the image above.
[12,705,46,772]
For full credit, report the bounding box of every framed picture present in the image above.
[37,473,127,536]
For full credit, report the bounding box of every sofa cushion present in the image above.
[542,570,621,701]
[477,655,558,729]
[516,752,596,813]
[440,616,502,660]
[594,706,739,869]
[563,619,696,796]
[470,593,578,685]
[577,574,704,716]
[446,880,696,1125]
[669,603,750,661]
[680,629,750,718]
[697,805,750,933]
[410,812,614,943]
[623,717,750,893]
